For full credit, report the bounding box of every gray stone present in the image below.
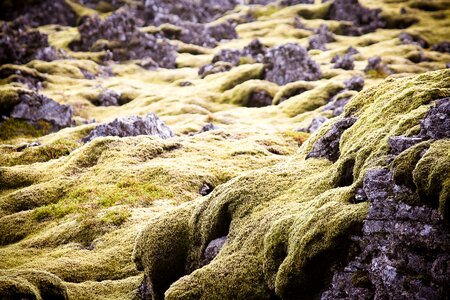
[11,93,73,129]
[82,113,173,143]
[203,236,227,265]
[307,117,357,162]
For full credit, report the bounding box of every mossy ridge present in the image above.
[134,69,450,299]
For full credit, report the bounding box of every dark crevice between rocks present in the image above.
[336,157,355,187]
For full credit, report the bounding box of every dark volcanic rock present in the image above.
[387,97,449,154]
[0,22,63,65]
[199,183,214,196]
[419,97,450,139]
[431,41,450,53]
[263,43,322,85]
[388,136,424,155]
[10,93,73,129]
[332,53,354,70]
[308,24,335,51]
[0,67,44,91]
[212,49,242,65]
[96,90,121,107]
[199,123,220,133]
[248,0,313,4]
[198,62,234,78]
[247,90,273,107]
[323,94,352,116]
[344,76,364,91]
[71,11,177,68]
[399,32,429,48]
[321,169,450,300]
[163,21,237,48]
[307,117,357,162]
[82,113,174,143]
[241,39,267,62]
[203,236,227,265]
[326,0,386,36]
[0,0,77,27]
[364,56,391,75]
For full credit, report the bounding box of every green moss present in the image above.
[219,79,279,106]
[279,81,344,117]
[0,119,53,141]
[134,69,450,300]
[0,269,68,300]
[413,140,450,219]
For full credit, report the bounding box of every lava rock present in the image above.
[323,95,352,116]
[247,90,273,107]
[10,93,73,129]
[212,49,242,65]
[364,56,391,75]
[203,236,227,265]
[71,11,177,68]
[332,53,354,70]
[344,76,364,91]
[308,24,335,51]
[419,97,450,139]
[241,39,267,63]
[388,136,424,155]
[431,41,450,53]
[198,62,234,78]
[199,183,213,196]
[263,43,322,85]
[96,90,121,107]
[307,117,357,162]
[399,32,429,48]
[82,113,174,143]
[0,22,62,65]
[326,0,386,36]
[0,0,77,27]
[199,123,220,133]
[0,68,44,90]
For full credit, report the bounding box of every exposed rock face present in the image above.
[82,113,174,143]
[327,0,386,36]
[364,56,391,75]
[202,236,227,265]
[0,0,77,27]
[96,90,121,107]
[0,22,63,65]
[399,32,429,48]
[247,90,273,107]
[263,43,322,85]
[200,40,322,85]
[344,76,364,91]
[307,117,357,162]
[332,53,354,70]
[308,24,335,51]
[432,41,450,53]
[419,98,450,139]
[10,93,73,129]
[71,11,177,67]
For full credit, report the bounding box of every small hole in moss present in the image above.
[337,158,355,187]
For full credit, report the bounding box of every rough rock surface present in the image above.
[82,113,174,143]
[71,11,177,67]
[327,0,386,36]
[0,22,63,65]
[202,236,227,265]
[264,43,322,85]
[432,41,450,53]
[344,76,365,91]
[306,117,357,162]
[298,116,328,133]
[308,24,335,51]
[10,93,73,129]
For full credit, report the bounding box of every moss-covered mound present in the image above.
[134,69,450,299]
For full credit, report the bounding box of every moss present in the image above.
[273,81,316,105]
[413,140,450,219]
[279,81,344,117]
[0,269,68,300]
[219,79,279,106]
[0,119,53,141]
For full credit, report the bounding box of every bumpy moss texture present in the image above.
[1,0,450,299]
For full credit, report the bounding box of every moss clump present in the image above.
[413,140,450,219]
[0,269,68,300]
[134,69,450,300]
[0,119,53,141]
[219,80,279,106]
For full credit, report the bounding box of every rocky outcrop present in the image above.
[10,92,73,130]
[82,113,174,143]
